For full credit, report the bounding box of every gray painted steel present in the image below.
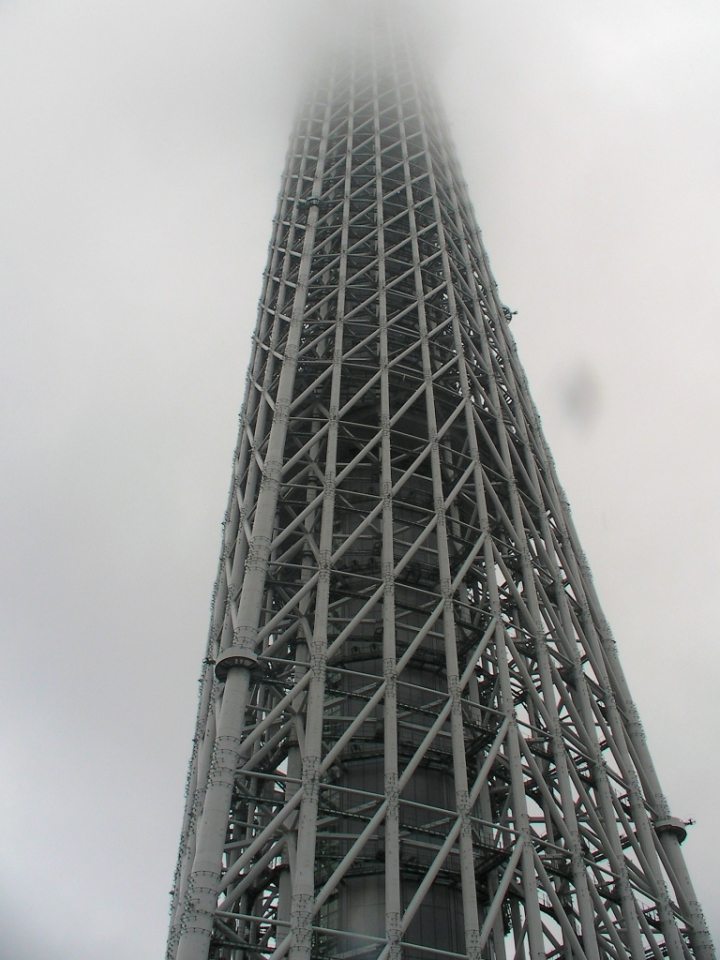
[167,10,715,960]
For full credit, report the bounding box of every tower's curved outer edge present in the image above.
[167,11,715,960]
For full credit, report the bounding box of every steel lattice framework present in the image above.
[168,10,714,960]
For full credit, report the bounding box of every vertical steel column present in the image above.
[576,553,714,960]
[287,69,344,960]
[493,289,687,960]
[412,77,541,960]
[373,42,402,960]
[399,51,547,952]
[175,78,335,960]
[394,56,483,960]
[168,133,300,956]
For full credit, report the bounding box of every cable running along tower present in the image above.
[168,10,714,960]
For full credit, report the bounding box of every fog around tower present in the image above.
[0,1,718,957]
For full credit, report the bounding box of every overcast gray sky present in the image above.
[1,1,718,957]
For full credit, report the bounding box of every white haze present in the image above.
[0,1,718,956]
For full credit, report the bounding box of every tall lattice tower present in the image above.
[168,8,714,960]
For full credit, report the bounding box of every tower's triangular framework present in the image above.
[168,10,714,960]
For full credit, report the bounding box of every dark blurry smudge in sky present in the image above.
[559,360,603,430]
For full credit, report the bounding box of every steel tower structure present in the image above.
[168,9,714,960]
